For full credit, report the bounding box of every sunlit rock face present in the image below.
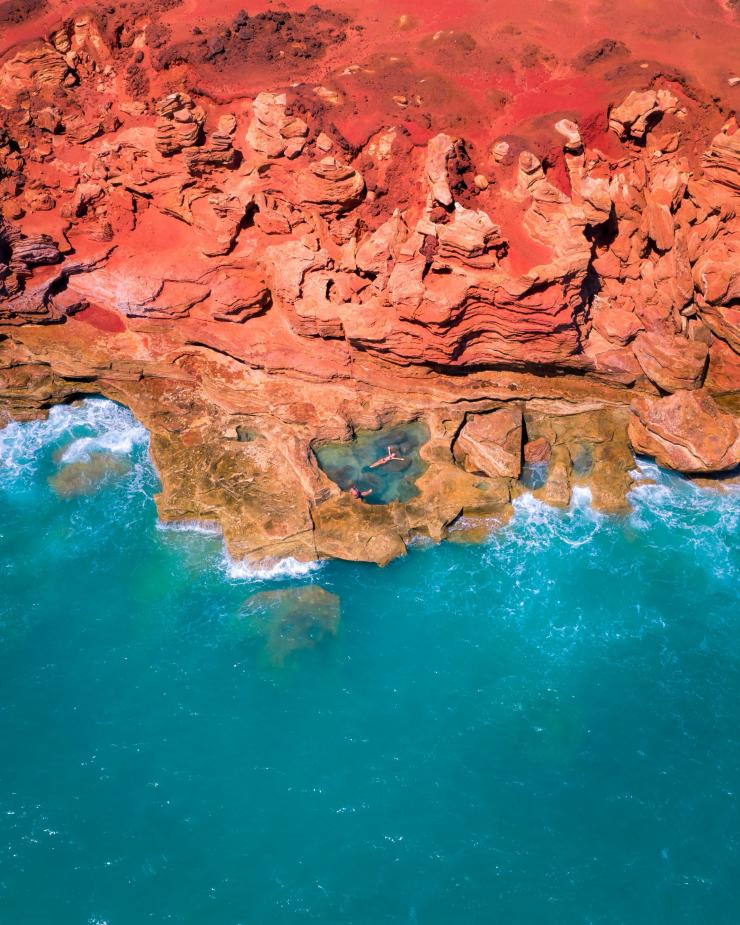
[0,0,738,565]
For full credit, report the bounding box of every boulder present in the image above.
[591,304,643,346]
[632,331,708,392]
[0,41,70,102]
[609,89,679,140]
[705,337,740,393]
[454,408,523,479]
[629,390,740,473]
[155,93,204,155]
[523,436,552,464]
[297,158,365,213]
[312,496,407,565]
[425,133,455,207]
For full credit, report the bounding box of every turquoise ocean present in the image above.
[1,398,739,924]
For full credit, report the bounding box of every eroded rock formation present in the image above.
[1,0,738,565]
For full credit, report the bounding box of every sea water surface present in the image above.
[1,398,739,924]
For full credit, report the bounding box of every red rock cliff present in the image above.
[1,0,738,564]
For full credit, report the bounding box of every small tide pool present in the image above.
[313,420,429,504]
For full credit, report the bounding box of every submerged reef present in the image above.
[0,0,738,565]
[240,585,341,664]
[48,450,131,496]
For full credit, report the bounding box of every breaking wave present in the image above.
[221,553,323,583]
[0,398,149,488]
[156,520,223,536]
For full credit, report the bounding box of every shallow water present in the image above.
[1,399,739,924]
[314,421,429,504]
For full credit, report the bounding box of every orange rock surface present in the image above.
[0,0,738,564]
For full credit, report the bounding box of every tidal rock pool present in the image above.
[313,421,430,504]
[1,399,739,924]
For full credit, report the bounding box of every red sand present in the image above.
[5,0,737,150]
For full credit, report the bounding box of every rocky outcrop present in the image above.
[702,126,740,193]
[246,91,309,160]
[155,93,205,156]
[608,89,681,141]
[454,408,523,479]
[0,41,70,99]
[0,1,738,566]
[632,332,708,392]
[297,158,365,212]
[629,391,740,473]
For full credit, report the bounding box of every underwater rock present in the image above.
[240,586,340,664]
[48,452,131,496]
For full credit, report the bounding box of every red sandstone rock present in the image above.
[297,158,365,213]
[523,437,552,464]
[455,408,523,479]
[629,391,740,473]
[706,337,740,393]
[591,304,643,346]
[632,332,709,393]
[425,133,456,207]
[0,0,739,565]
[246,91,309,160]
[702,121,740,194]
[554,119,582,152]
[609,89,680,141]
[435,207,505,269]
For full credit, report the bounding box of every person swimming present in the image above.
[369,446,405,469]
[349,485,373,500]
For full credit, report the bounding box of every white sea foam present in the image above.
[156,520,223,536]
[629,459,740,525]
[502,486,604,550]
[627,460,740,582]
[58,425,148,464]
[3,399,736,591]
[221,552,323,582]
[0,398,149,486]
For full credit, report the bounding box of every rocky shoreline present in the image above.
[1,0,738,565]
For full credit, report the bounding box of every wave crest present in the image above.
[0,398,149,487]
[221,553,323,582]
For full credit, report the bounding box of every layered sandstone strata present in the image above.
[0,0,738,565]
